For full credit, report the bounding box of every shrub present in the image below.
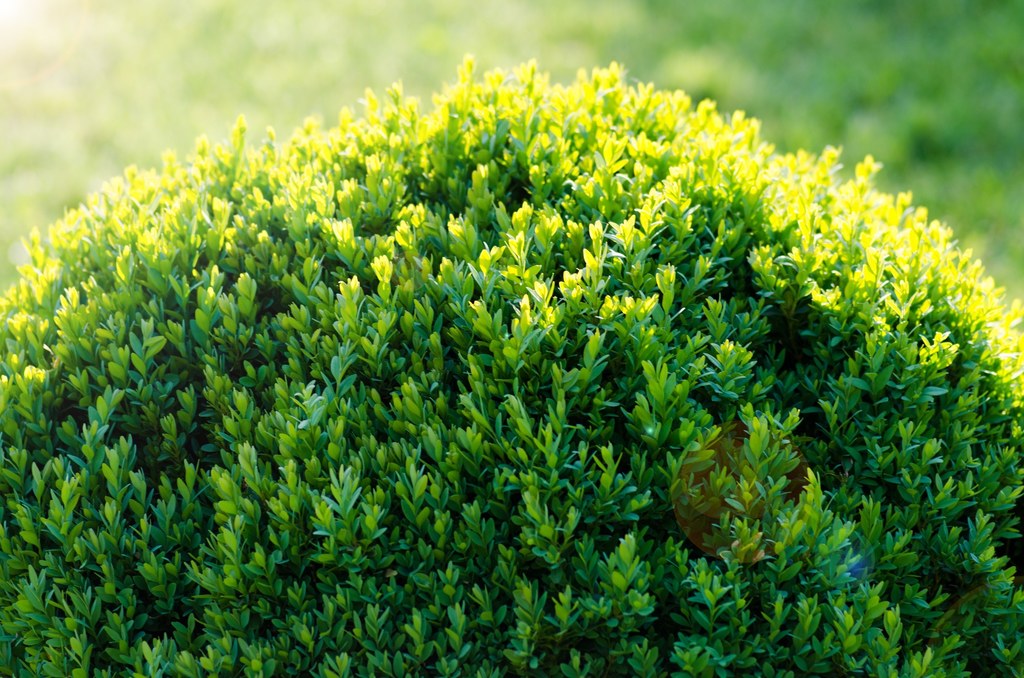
[1,59,1023,677]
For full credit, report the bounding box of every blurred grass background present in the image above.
[1,0,1021,299]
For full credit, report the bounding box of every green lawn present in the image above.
[2,0,1022,299]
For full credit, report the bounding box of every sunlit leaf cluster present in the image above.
[1,59,1023,676]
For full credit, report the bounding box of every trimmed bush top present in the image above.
[1,60,1023,676]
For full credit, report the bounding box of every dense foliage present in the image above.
[1,61,1023,676]
[6,2,1024,300]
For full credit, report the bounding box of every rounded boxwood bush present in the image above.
[1,60,1023,677]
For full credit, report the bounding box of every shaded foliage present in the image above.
[1,61,1022,676]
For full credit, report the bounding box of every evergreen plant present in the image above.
[1,60,1022,676]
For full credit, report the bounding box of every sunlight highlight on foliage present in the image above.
[1,59,1022,676]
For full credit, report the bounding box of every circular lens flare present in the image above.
[672,418,809,562]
